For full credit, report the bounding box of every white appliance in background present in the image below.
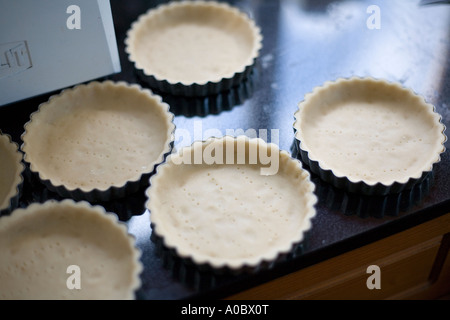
[0,0,121,106]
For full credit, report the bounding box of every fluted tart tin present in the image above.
[125,0,263,97]
[21,81,175,202]
[293,77,446,196]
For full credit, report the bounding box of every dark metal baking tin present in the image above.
[21,164,149,221]
[22,140,174,205]
[291,137,434,218]
[0,134,25,217]
[149,225,308,292]
[292,127,437,197]
[311,169,433,219]
[134,57,258,98]
[149,68,258,118]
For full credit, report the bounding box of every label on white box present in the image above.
[0,41,33,80]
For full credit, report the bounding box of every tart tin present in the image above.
[125,0,263,97]
[0,199,143,300]
[21,81,175,203]
[146,136,317,274]
[314,172,434,219]
[291,140,434,218]
[152,67,257,118]
[22,166,148,222]
[0,131,25,216]
[150,229,308,291]
[293,77,447,196]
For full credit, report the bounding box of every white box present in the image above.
[0,0,121,106]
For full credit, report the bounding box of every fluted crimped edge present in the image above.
[0,199,143,299]
[125,0,263,97]
[293,76,447,196]
[145,135,317,273]
[20,80,176,202]
[0,131,25,215]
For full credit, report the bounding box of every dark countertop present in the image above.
[0,0,449,300]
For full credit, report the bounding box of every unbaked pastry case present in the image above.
[125,0,262,97]
[0,0,449,299]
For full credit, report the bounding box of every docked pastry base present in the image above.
[146,136,317,274]
[0,200,143,300]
